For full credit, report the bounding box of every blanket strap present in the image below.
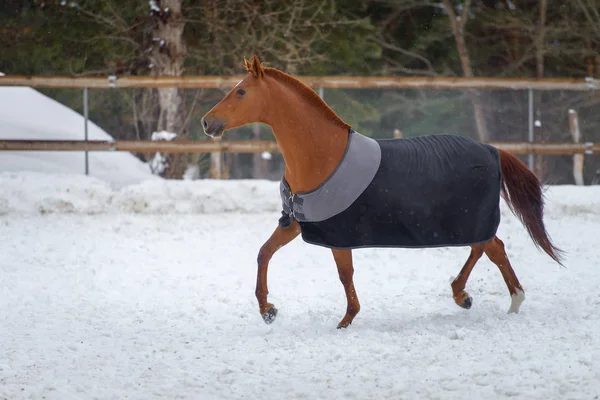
[279,182,305,228]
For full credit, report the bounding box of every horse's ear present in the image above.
[243,57,252,72]
[250,55,264,78]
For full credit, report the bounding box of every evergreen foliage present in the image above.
[1,0,599,182]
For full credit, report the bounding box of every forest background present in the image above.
[1,0,599,183]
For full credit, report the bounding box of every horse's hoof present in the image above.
[337,318,353,329]
[262,306,278,324]
[460,296,473,310]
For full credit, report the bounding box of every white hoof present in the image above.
[508,289,525,314]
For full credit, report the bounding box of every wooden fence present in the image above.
[1,75,600,90]
[0,75,596,182]
[0,138,597,155]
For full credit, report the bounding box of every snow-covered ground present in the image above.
[0,83,156,187]
[1,173,600,399]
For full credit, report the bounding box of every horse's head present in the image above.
[202,55,268,138]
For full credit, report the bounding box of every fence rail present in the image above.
[1,75,600,90]
[0,139,596,155]
[0,75,596,183]
[0,139,280,153]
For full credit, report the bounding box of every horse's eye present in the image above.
[237,88,246,96]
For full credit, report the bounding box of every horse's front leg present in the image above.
[332,249,360,328]
[256,220,301,324]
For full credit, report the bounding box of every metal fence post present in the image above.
[528,88,534,170]
[83,87,89,175]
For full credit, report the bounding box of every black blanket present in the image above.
[293,134,502,249]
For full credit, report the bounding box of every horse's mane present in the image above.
[263,67,351,130]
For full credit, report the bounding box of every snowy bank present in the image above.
[0,171,598,216]
[0,172,280,215]
[0,82,156,186]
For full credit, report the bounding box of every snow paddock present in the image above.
[1,173,600,399]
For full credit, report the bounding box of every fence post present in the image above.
[210,137,223,179]
[83,87,89,175]
[252,123,268,179]
[569,109,584,185]
[527,88,534,170]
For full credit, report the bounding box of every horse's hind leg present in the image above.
[256,220,301,324]
[484,236,525,313]
[332,249,360,329]
[451,244,485,309]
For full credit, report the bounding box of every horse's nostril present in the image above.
[202,118,208,129]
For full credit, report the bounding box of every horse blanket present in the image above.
[280,130,502,249]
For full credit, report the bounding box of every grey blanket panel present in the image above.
[280,130,381,222]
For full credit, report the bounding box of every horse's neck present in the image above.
[270,116,349,193]
[263,83,349,193]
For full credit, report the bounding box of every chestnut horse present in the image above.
[202,55,563,329]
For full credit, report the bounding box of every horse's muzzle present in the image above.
[201,116,225,138]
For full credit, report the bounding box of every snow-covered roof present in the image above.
[0,76,157,187]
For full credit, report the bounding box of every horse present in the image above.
[202,55,563,329]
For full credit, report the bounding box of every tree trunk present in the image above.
[536,0,547,80]
[512,0,520,63]
[150,0,188,179]
[534,0,548,177]
[442,0,490,142]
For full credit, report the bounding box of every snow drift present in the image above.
[0,172,281,215]
[0,171,598,217]
[0,81,156,186]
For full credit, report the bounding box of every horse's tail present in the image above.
[498,149,564,265]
